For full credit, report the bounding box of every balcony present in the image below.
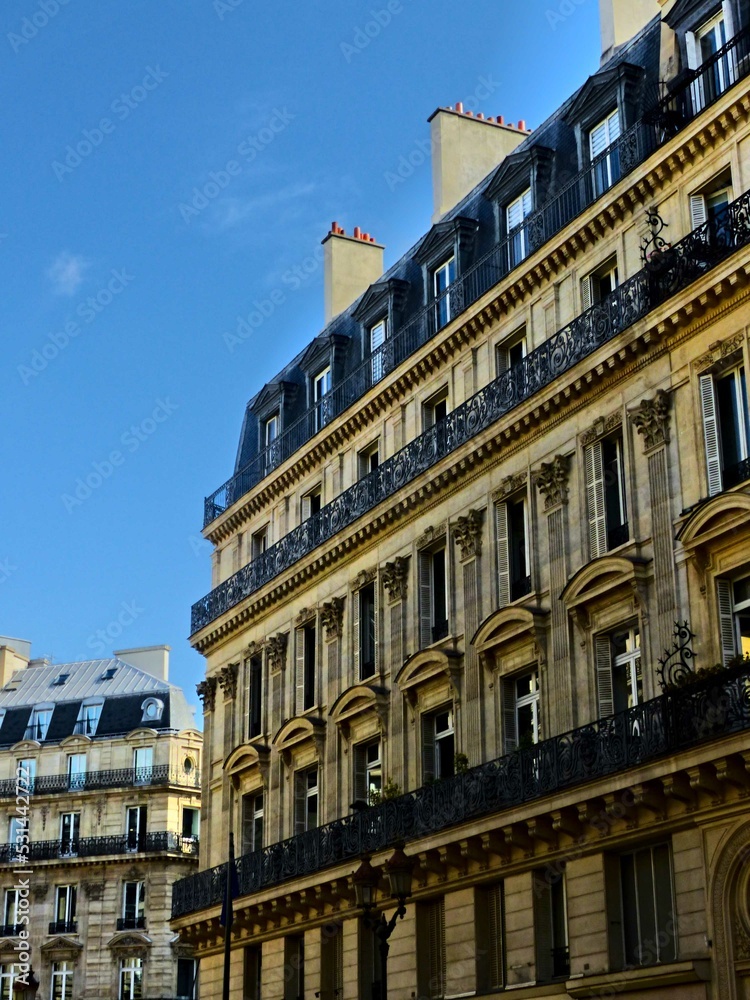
[0,832,198,864]
[202,27,750,531]
[48,920,77,934]
[0,925,23,937]
[117,915,146,930]
[192,184,750,635]
[0,765,200,799]
[172,658,750,918]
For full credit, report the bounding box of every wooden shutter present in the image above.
[373,576,380,673]
[595,634,615,717]
[502,679,518,754]
[581,274,593,312]
[717,579,737,664]
[534,871,554,983]
[685,30,700,69]
[590,120,608,159]
[585,441,607,558]
[353,745,367,803]
[428,899,446,999]
[691,194,708,230]
[487,884,505,990]
[352,588,361,681]
[495,501,511,607]
[294,772,306,836]
[419,551,433,649]
[422,714,436,782]
[295,629,305,717]
[301,494,311,522]
[700,373,723,496]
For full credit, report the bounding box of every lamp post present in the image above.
[353,847,414,1000]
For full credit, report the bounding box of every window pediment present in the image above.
[329,684,389,740]
[484,145,555,206]
[10,739,41,753]
[273,716,326,756]
[298,332,349,379]
[224,742,270,779]
[395,649,462,706]
[353,278,410,327]
[472,606,549,670]
[665,0,724,30]
[562,555,650,611]
[40,935,84,962]
[107,931,151,957]
[564,62,644,131]
[677,490,750,550]
[60,734,92,749]
[250,380,299,423]
[413,216,478,268]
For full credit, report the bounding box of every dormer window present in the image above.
[75,700,103,737]
[263,413,280,473]
[506,188,533,267]
[25,705,53,741]
[370,318,388,383]
[313,367,332,432]
[141,698,164,724]
[432,256,456,330]
[590,109,621,196]
[686,10,736,108]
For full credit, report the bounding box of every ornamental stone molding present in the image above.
[266,633,288,673]
[320,597,345,640]
[352,568,376,591]
[580,411,623,446]
[534,455,571,510]
[218,663,239,701]
[453,508,485,561]
[382,556,410,602]
[196,677,217,713]
[246,640,265,658]
[694,332,745,373]
[295,607,317,628]
[630,389,671,452]
[491,472,527,503]
[416,523,446,549]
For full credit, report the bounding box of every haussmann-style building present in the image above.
[0,639,202,1000]
[173,0,750,997]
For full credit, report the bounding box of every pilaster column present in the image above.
[453,509,485,763]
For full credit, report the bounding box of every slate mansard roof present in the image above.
[0,655,197,746]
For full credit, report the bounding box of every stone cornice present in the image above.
[203,85,750,546]
[191,256,750,656]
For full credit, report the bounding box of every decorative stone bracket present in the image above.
[196,677,217,713]
[534,455,571,510]
[320,597,345,640]
[453,508,485,561]
[218,663,239,701]
[382,556,410,603]
[629,389,671,452]
[266,633,288,673]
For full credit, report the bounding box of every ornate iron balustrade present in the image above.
[172,659,750,918]
[202,26,750,529]
[0,924,23,938]
[192,187,750,635]
[48,920,77,934]
[0,765,200,798]
[117,915,146,930]
[0,831,199,864]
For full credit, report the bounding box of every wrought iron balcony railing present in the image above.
[117,915,146,930]
[0,832,199,864]
[202,26,750,529]
[0,765,200,798]
[48,920,77,934]
[0,924,23,938]
[172,659,750,918]
[192,186,750,635]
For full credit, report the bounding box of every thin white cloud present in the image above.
[209,182,317,233]
[47,252,90,296]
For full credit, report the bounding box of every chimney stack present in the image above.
[322,224,384,324]
[428,105,531,223]
[599,0,661,64]
[0,638,30,688]
[115,645,170,682]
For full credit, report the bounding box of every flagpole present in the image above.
[222,830,234,1000]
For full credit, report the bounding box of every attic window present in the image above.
[100,667,117,681]
[52,673,70,687]
[141,698,164,724]
[75,700,103,737]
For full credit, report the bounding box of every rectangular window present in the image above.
[353,740,382,805]
[0,966,15,1000]
[177,957,198,1000]
[358,441,380,479]
[585,433,628,557]
[506,188,533,267]
[423,387,449,430]
[615,844,676,968]
[432,256,456,330]
[593,625,642,718]
[533,870,569,981]
[313,367,333,432]
[495,494,531,606]
[25,707,52,741]
[419,546,448,648]
[295,623,317,714]
[16,758,35,794]
[320,923,344,1000]
[59,812,80,856]
[590,109,621,196]
[502,671,540,752]
[417,898,446,1000]
[51,962,74,1000]
[301,486,322,522]
[247,654,263,739]
[2,891,18,933]
[688,11,736,108]
[264,414,280,472]
[242,792,264,854]
[181,807,200,839]
[126,805,147,852]
[243,947,261,1000]
[295,768,319,834]
[283,935,304,1000]
[121,881,146,929]
[370,317,388,383]
[355,581,378,680]
[67,753,86,790]
[53,884,77,932]
[119,957,143,1000]
[133,746,153,784]
[75,700,102,737]
[496,327,527,375]
[422,708,454,782]
[251,526,268,561]
[475,883,505,992]
[717,576,750,663]
[700,365,750,496]
[582,256,619,310]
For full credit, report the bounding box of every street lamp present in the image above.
[353,847,414,1000]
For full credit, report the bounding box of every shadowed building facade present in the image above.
[173,1,750,997]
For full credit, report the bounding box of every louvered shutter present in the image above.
[522,188,532,217]
[294,772,306,836]
[595,634,615,717]
[723,2,736,39]
[495,501,511,607]
[585,441,607,558]
[422,714,436,782]
[352,588,361,681]
[502,679,518,754]
[353,744,367,803]
[370,320,386,352]
[534,871,554,983]
[496,345,509,374]
[295,628,306,717]
[301,494,311,522]
[428,899,446,999]
[581,274,593,312]
[685,30,700,69]
[691,194,708,231]
[699,373,723,496]
[507,197,522,233]
[373,577,380,673]
[590,120,608,159]
[419,552,433,649]
[717,579,737,664]
[608,109,621,143]
[487,884,505,989]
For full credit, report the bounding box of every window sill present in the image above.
[565,959,711,997]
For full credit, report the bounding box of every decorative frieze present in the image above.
[534,455,571,510]
[382,556,410,602]
[491,472,527,503]
[320,597,345,640]
[630,389,671,452]
[580,411,623,446]
[218,663,239,701]
[453,509,485,561]
[294,607,317,628]
[266,633,288,673]
[352,568,376,592]
[694,332,745,373]
[196,677,217,713]
[416,524,446,549]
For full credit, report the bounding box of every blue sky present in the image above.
[0,0,600,706]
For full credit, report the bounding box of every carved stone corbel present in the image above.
[352,568,376,592]
[491,472,527,503]
[534,455,571,510]
[452,509,485,561]
[266,633,288,673]
[630,389,671,452]
[382,557,410,603]
[218,663,239,701]
[320,597,345,640]
[196,677,217,713]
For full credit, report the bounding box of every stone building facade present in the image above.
[0,640,202,999]
[174,1,750,997]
